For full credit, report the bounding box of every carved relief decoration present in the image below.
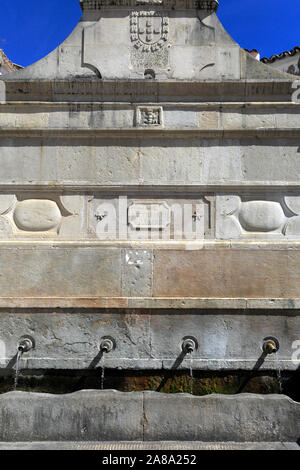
[90,196,207,240]
[130,11,169,53]
[216,195,300,239]
[128,202,171,229]
[0,195,75,237]
[130,11,170,70]
[136,106,163,127]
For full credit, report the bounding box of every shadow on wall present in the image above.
[0,369,299,401]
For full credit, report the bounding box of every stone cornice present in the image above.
[0,296,299,310]
[2,183,300,191]
[0,100,299,108]
[0,128,299,139]
[80,0,219,10]
[1,79,295,103]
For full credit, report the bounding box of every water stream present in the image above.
[189,352,194,395]
[274,355,283,393]
[14,349,23,391]
[100,356,105,390]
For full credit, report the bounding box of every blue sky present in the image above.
[0,0,299,67]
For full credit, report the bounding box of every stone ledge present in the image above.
[0,441,298,450]
[3,183,300,191]
[0,128,299,139]
[1,80,294,102]
[2,358,298,371]
[0,296,300,309]
[1,101,300,107]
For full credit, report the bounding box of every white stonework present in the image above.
[0,0,299,372]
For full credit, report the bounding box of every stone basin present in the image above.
[0,391,299,446]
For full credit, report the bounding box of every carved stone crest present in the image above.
[136,106,163,127]
[130,11,169,52]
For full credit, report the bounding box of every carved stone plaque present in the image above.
[136,106,163,127]
[128,202,170,229]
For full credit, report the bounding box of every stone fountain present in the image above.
[0,0,299,449]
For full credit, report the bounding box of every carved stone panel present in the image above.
[216,194,300,239]
[130,11,170,71]
[0,194,83,238]
[136,106,163,127]
[89,196,209,240]
[130,11,169,52]
[13,200,62,232]
[128,202,170,229]
[238,201,286,232]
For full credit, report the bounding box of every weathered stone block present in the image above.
[0,391,143,442]
[143,393,300,442]
[153,248,300,298]
[0,247,121,297]
[0,311,298,370]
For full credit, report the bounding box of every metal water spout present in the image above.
[182,338,197,354]
[100,338,115,354]
[14,337,34,391]
[263,337,279,355]
[18,337,34,353]
[99,337,115,390]
[181,337,198,395]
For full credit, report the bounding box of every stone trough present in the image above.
[0,391,299,449]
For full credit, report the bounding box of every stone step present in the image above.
[0,441,298,451]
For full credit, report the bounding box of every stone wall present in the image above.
[0,0,299,375]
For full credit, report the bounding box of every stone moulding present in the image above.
[0,391,298,443]
[1,79,295,102]
[0,296,300,310]
[0,128,299,139]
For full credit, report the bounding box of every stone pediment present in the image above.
[1,0,292,82]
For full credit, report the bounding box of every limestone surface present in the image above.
[0,0,299,378]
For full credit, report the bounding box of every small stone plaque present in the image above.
[128,202,170,229]
[136,106,163,127]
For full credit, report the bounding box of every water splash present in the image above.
[14,349,23,391]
